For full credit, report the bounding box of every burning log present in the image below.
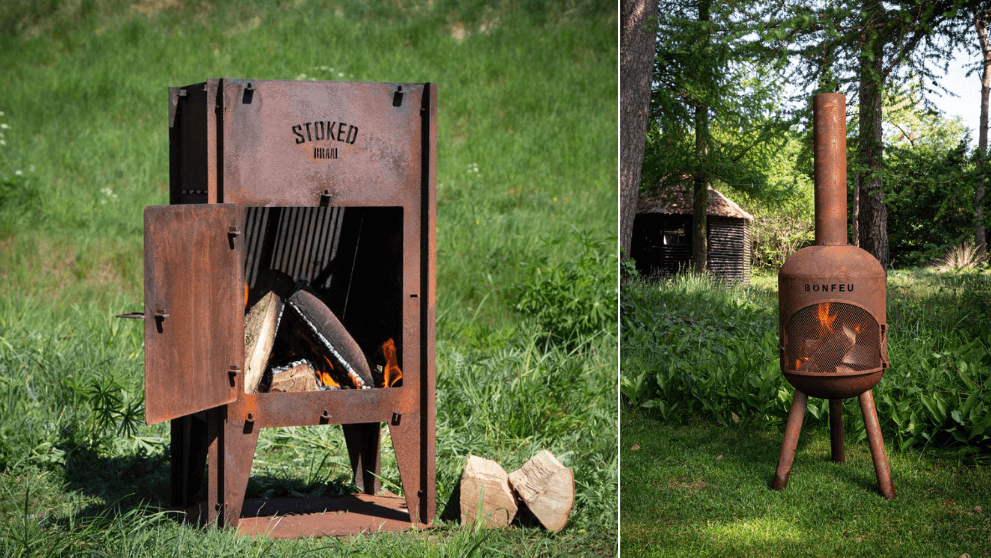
[460,455,518,528]
[798,322,856,374]
[269,359,321,393]
[284,289,374,389]
[507,450,574,533]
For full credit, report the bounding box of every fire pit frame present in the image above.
[141,78,437,534]
[772,93,894,500]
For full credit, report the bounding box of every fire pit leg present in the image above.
[829,399,845,463]
[205,406,260,528]
[858,390,895,500]
[773,390,808,491]
[342,423,382,494]
[389,409,435,526]
[170,414,209,510]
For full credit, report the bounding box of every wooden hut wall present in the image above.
[631,214,692,277]
[706,216,750,284]
[632,214,751,283]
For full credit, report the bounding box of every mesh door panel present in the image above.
[784,302,881,373]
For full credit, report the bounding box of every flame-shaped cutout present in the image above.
[381,338,403,388]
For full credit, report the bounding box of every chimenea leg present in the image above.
[773,390,808,490]
[829,399,845,463]
[858,390,895,500]
[342,423,382,494]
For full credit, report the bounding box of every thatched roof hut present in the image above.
[632,185,753,283]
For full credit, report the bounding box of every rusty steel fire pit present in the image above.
[139,78,436,536]
[772,93,894,499]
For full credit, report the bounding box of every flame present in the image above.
[245,285,249,308]
[816,303,837,334]
[320,371,339,388]
[380,338,403,388]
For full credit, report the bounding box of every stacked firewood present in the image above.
[242,270,401,394]
[459,450,574,533]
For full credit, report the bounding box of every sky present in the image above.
[929,46,983,145]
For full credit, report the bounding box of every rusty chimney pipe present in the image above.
[813,93,848,246]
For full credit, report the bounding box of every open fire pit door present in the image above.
[142,79,436,536]
[772,93,894,499]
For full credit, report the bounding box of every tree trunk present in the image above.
[620,0,659,262]
[692,0,711,275]
[857,1,888,267]
[693,104,709,274]
[976,6,989,260]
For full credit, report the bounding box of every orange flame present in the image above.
[816,302,837,334]
[380,338,403,388]
[320,371,339,388]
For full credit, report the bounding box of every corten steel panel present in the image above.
[169,80,222,205]
[144,204,242,424]
[218,79,425,208]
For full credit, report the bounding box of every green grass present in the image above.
[620,412,991,558]
[0,0,618,555]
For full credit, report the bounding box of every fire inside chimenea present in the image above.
[772,93,893,500]
[138,79,437,537]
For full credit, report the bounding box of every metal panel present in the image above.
[219,79,424,207]
[144,203,241,424]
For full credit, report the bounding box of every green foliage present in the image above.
[621,274,792,425]
[746,205,814,272]
[515,229,618,346]
[622,269,991,461]
[643,0,793,204]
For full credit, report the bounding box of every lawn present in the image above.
[0,1,619,555]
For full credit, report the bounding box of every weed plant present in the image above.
[0,0,618,555]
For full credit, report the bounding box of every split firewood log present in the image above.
[244,291,284,394]
[842,343,876,368]
[284,289,374,389]
[269,359,321,393]
[460,455,518,528]
[508,450,574,533]
[243,270,297,394]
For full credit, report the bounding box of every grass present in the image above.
[620,412,991,558]
[0,0,618,555]
[620,268,991,556]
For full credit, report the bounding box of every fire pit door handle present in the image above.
[154,309,169,320]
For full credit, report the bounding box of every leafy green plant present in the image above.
[515,229,618,345]
[622,269,991,461]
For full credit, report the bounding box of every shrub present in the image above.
[514,229,618,345]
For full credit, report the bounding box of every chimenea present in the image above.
[772,93,894,500]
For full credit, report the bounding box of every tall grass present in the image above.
[0,0,618,554]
